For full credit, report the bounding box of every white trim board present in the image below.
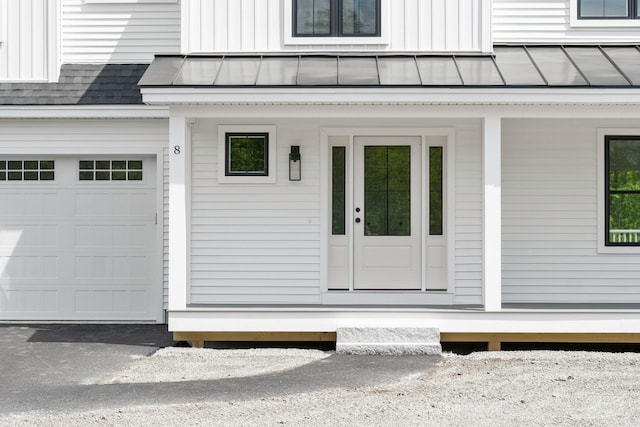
[0,106,169,119]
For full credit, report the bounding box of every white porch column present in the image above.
[168,115,189,310]
[483,115,502,311]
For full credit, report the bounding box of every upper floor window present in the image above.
[579,0,639,18]
[294,0,380,37]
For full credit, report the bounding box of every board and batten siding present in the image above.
[61,0,181,64]
[502,119,640,303]
[183,0,489,53]
[0,0,53,81]
[493,0,640,44]
[189,117,482,306]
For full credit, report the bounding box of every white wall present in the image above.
[0,0,53,81]
[61,0,181,64]
[502,119,640,304]
[493,0,640,44]
[189,116,482,306]
[183,0,490,53]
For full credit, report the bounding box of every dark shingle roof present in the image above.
[0,64,148,105]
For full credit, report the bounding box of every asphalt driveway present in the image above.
[0,324,440,416]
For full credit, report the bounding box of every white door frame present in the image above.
[320,127,456,305]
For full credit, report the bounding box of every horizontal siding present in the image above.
[454,120,483,304]
[189,119,322,305]
[493,0,640,44]
[185,0,486,53]
[0,0,50,81]
[190,117,482,306]
[502,119,640,304]
[61,0,181,64]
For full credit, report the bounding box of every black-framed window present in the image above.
[605,136,640,246]
[293,0,380,37]
[225,133,269,177]
[578,0,640,18]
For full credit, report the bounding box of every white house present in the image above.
[2,0,640,349]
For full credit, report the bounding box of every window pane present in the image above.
[112,161,126,170]
[128,160,143,170]
[364,146,410,236]
[24,161,38,170]
[96,161,110,170]
[8,161,22,170]
[608,138,640,191]
[79,160,94,170]
[24,171,38,180]
[342,0,378,35]
[581,0,628,17]
[430,147,443,236]
[112,171,126,180]
[128,171,143,181]
[332,147,346,235]
[79,171,94,181]
[96,171,110,180]
[296,0,331,35]
[40,171,54,181]
[0,172,5,180]
[40,161,54,170]
[227,134,268,175]
[8,171,22,180]
[609,193,640,243]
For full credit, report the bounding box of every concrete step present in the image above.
[336,327,442,355]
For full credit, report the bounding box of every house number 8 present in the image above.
[174,145,181,155]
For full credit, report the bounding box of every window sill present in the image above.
[283,36,388,46]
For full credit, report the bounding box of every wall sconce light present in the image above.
[289,145,301,181]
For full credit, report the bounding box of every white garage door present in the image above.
[0,156,159,321]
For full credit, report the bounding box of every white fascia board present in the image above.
[141,87,640,107]
[0,105,169,119]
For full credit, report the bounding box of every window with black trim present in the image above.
[579,0,639,18]
[0,160,55,181]
[294,0,380,37]
[605,136,640,245]
[225,133,269,177]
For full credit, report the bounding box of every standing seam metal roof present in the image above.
[139,46,640,88]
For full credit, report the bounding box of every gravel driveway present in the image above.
[2,348,640,426]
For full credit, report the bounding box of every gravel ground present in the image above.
[3,349,640,426]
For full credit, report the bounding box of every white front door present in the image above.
[353,137,422,290]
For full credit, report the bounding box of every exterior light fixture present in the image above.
[289,145,301,181]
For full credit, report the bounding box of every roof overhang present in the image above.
[140,86,640,107]
[0,105,169,119]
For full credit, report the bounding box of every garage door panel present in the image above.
[0,225,58,248]
[0,256,58,280]
[75,192,154,217]
[0,193,59,217]
[75,255,149,280]
[75,224,151,248]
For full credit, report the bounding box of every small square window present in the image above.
[225,133,269,177]
[218,125,277,184]
[78,159,144,182]
[0,160,55,182]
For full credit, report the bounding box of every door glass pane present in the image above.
[364,146,410,236]
[429,147,443,235]
[342,0,378,35]
[332,147,346,235]
[296,0,331,35]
